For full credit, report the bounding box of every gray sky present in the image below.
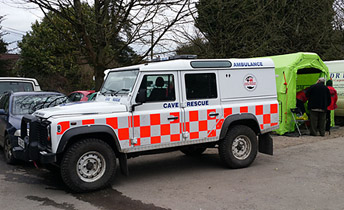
[0,0,43,52]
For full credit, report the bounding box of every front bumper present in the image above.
[12,114,56,164]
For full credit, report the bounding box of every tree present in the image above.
[17,8,137,93]
[24,0,194,90]
[183,0,339,60]
[17,13,87,93]
[0,16,7,54]
[331,0,344,59]
[0,15,9,76]
[176,35,210,58]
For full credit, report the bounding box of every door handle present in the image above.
[168,116,179,121]
[208,113,219,117]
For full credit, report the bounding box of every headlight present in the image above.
[14,129,21,137]
[17,128,30,137]
[27,123,30,136]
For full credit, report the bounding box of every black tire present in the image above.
[60,138,116,192]
[219,125,257,169]
[180,146,207,156]
[4,135,17,164]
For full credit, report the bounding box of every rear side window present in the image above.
[0,94,9,111]
[185,73,217,100]
[0,82,34,94]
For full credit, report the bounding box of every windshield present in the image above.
[100,70,139,95]
[11,94,67,115]
[0,81,34,94]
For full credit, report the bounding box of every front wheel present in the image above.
[60,138,116,192]
[219,125,257,168]
[4,135,17,164]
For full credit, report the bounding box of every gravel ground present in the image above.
[273,125,344,149]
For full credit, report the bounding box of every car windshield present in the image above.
[0,81,34,94]
[100,70,139,95]
[11,94,67,115]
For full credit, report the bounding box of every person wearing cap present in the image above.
[326,79,338,132]
[306,77,331,136]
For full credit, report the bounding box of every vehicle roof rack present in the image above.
[168,55,197,60]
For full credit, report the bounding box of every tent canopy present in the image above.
[266,52,330,135]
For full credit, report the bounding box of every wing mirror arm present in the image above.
[131,89,146,112]
[131,102,142,112]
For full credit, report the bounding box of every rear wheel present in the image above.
[219,125,257,168]
[4,135,16,164]
[60,138,116,192]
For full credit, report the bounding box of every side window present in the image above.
[68,93,81,102]
[0,95,10,113]
[74,93,83,101]
[0,95,5,109]
[185,73,217,100]
[67,93,75,101]
[136,74,175,102]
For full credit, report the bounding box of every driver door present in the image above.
[131,72,182,148]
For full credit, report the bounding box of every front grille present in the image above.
[21,115,51,150]
[30,121,50,150]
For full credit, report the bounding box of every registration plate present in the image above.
[18,137,25,149]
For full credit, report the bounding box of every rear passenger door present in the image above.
[131,72,183,147]
[180,71,222,141]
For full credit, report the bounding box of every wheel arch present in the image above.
[219,113,261,139]
[56,125,121,155]
[1,126,16,147]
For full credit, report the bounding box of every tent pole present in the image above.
[283,71,288,123]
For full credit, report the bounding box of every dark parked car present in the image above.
[0,91,67,164]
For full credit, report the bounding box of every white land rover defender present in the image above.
[13,58,279,192]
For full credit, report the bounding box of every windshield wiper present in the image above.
[113,89,130,95]
[100,87,116,96]
[101,88,129,96]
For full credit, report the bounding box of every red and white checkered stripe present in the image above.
[130,112,181,146]
[55,103,278,151]
[185,108,222,140]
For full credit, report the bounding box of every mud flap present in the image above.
[258,133,273,155]
[118,153,129,176]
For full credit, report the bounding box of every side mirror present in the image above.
[0,109,6,115]
[132,89,147,112]
[135,89,147,103]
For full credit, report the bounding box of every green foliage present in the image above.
[0,15,9,76]
[0,39,7,54]
[180,0,341,60]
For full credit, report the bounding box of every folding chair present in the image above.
[290,108,309,136]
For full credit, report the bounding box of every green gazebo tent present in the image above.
[265,52,330,135]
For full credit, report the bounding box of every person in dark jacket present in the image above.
[326,79,338,132]
[306,77,331,136]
